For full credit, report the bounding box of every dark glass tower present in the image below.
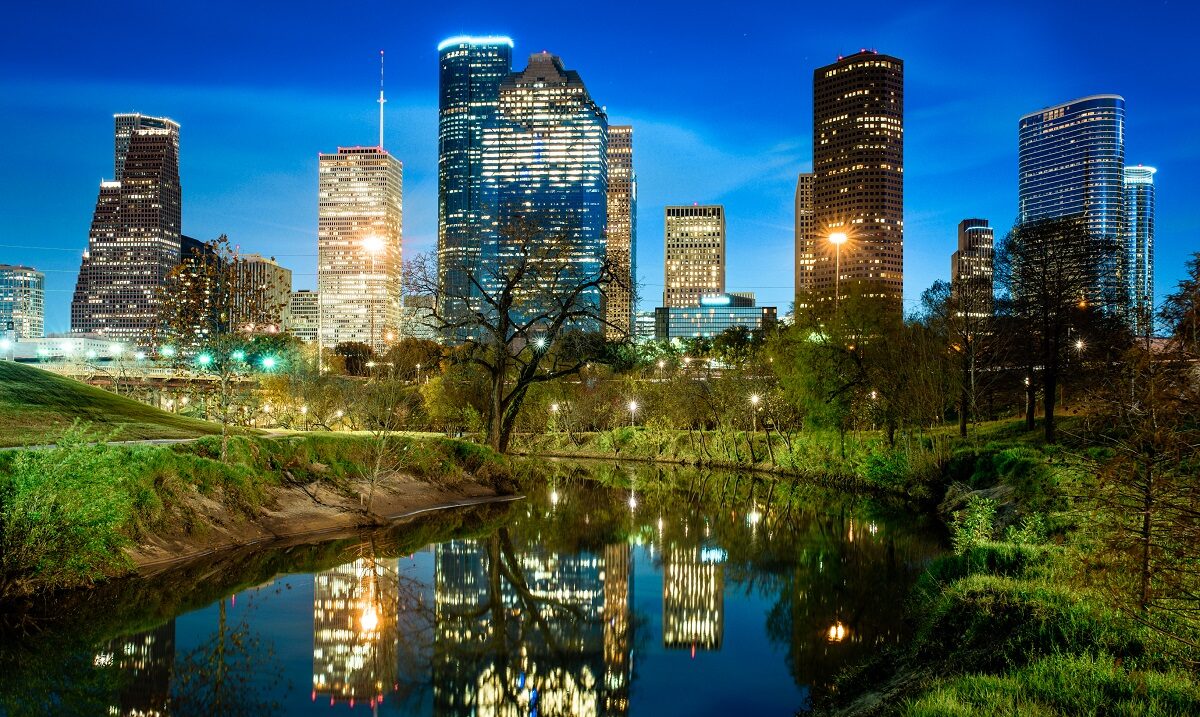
[436,36,514,336]
[1018,95,1126,312]
[72,113,182,340]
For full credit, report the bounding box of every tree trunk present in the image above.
[1025,375,1036,430]
[1043,362,1058,444]
[1140,462,1154,611]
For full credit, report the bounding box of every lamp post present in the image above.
[829,231,848,316]
[750,393,761,432]
[628,400,638,427]
[415,362,422,384]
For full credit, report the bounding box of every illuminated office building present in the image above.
[664,205,725,308]
[94,620,175,716]
[72,113,182,339]
[0,264,45,340]
[603,542,633,715]
[235,254,291,331]
[794,172,816,302]
[317,146,403,352]
[606,125,637,340]
[437,35,514,334]
[1018,95,1126,311]
[654,293,776,341]
[811,52,904,310]
[663,544,725,651]
[285,289,319,343]
[481,51,609,332]
[1124,165,1156,335]
[950,219,994,317]
[312,556,400,708]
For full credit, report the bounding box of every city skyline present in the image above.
[3,1,1197,332]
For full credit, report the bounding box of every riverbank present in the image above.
[0,428,514,598]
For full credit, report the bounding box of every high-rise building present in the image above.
[95,620,175,717]
[664,205,725,308]
[1124,165,1156,335]
[794,173,816,301]
[0,265,45,340]
[1018,95,1126,311]
[72,113,182,340]
[437,35,514,333]
[285,289,319,342]
[317,146,403,352]
[951,219,995,317]
[312,557,399,707]
[663,544,724,651]
[481,52,609,332]
[235,254,291,331]
[811,52,904,310]
[606,125,637,340]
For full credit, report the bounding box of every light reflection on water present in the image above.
[0,461,945,716]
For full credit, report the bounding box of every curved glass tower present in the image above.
[1124,165,1156,335]
[1018,95,1126,311]
[437,36,514,336]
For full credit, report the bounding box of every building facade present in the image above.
[72,113,182,340]
[664,205,725,308]
[235,254,291,331]
[437,36,514,332]
[0,265,45,340]
[662,544,725,651]
[285,289,319,343]
[793,173,816,302]
[1018,95,1126,312]
[480,52,609,332]
[1124,165,1156,336]
[951,219,994,317]
[810,52,904,311]
[606,125,637,340]
[312,557,399,707]
[317,147,403,352]
[654,293,776,341]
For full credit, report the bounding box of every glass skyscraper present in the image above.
[436,35,514,334]
[1124,165,1156,335]
[1018,95,1126,311]
[0,264,44,340]
[480,52,608,332]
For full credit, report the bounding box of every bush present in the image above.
[951,495,997,555]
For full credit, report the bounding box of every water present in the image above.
[0,460,944,716]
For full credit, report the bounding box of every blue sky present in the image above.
[3,0,1198,332]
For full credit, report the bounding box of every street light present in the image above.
[750,393,761,432]
[416,362,422,384]
[829,231,849,315]
[261,356,277,370]
[196,353,213,368]
[628,400,639,427]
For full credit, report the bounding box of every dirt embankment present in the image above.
[130,471,517,571]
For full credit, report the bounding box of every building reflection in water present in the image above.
[94,619,175,716]
[662,544,725,652]
[432,532,633,716]
[312,555,400,709]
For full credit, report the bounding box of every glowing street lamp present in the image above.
[196,353,213,368]
[628,400,639,427]
[231,349,246,362]
[829,231,849,315]
[260,356,277,370]
[750,393,761,432]
[160,345,176,358]
[1075,338,1085,353]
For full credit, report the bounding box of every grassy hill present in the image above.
[0,361,222,446]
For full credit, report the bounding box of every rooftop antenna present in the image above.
[377,49,386,148]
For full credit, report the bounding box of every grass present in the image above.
[0,361,221,446]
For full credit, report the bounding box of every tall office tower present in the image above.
[794,172,816,302]
[482,52,609,331]
[662,544,725,651]
[285,290,319,342]
[606,125,637,340]
[234,254,292,330]
[317,147,402,352]
[664,205,725,307]
[72,113,182,339]
[0,265,45,340]
[437,36,514,334]
[312,557,400,707]
[1124,165,1156,335]
[95,621,175,716]
[602,542,633,716]
[1018,95,1126,312]
[811,52,904,311]
[950,219,995,317]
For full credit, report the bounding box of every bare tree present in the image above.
[406,219,621,453]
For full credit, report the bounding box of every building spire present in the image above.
[377,49,386,148]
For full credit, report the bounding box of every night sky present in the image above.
[4,0,1197,333]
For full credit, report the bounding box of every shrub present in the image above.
[951,495,997,555]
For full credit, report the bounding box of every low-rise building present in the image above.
[654,293,776,340]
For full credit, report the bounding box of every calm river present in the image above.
[0,460,944,716]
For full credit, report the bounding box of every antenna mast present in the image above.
[377,50,386,148]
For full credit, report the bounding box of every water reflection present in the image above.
[0,461,943,715]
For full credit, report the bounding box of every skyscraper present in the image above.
[664,204,725,308]
[285,289,319,342]
[72,113,182,340]
[950,219,995,317]
[437,35,514,332]
[794,172,815,302]
[811,52,904,311]
[0,265,45,340]
[1124,165,1156,335]
[235,254,292,331]
[1018,95,1126,311]
[481,51,609,330]
[317,146,402,352]
[606,125,637,340]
